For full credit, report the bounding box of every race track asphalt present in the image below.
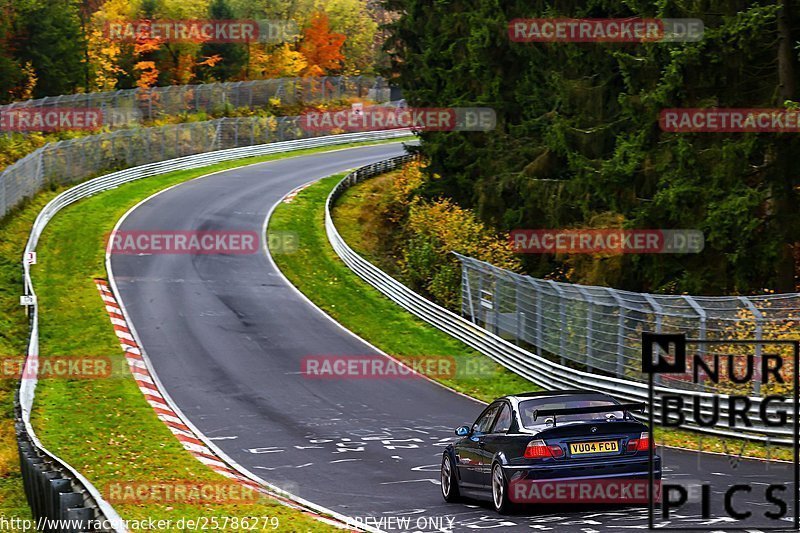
[108,142,796,532]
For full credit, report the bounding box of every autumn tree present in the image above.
[250,43,307,78]
[316,0,377,74]
[298,12,345,76]
[85,0,131,91]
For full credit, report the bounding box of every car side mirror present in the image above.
[455,425,470,437]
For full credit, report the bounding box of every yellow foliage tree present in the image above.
[249,43,307,78]
[85,0,132,91]
[371,161,521,308]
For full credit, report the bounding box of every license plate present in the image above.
[569,440,619,455]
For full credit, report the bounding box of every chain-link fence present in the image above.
[456,253,800,391]
[0,76,389,130]
[0,113,403,219]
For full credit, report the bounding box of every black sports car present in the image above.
[441,389,661,513]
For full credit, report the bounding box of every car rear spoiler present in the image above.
[532,402,646,422]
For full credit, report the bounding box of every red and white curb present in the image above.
[282,183,312,203]
[93,278,358,531]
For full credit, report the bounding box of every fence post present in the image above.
[578,287,594,372]
[492,272,500,336]
[644,294,663,385]
[463,261,476,322]
[515,276,524,344]
[532,279,542,352]
[684,295,707,389]
[739,296,764,394]
[608,289,626,378]
[0,170,6,219]
[546,280,567,364]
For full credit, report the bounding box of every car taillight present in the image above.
[626,432,650,452]
[548,444,564,458]
[524,440,563,458]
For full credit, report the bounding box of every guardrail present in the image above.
[1,108,412,220]
[325,155,796,445]
[19,129,411,531]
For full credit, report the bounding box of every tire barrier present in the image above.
[17,436,100,532]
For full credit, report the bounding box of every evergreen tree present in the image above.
[197,0,247,82]
[384,0,800,295]
[0,0,23,102]
[16,0,87,97]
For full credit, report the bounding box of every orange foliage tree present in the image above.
[298,12,345,77]
[133,23,162,91]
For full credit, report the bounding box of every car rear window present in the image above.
[519,396,624,428]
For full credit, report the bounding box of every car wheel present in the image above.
[491,463,514,514]
[441,453,461,502]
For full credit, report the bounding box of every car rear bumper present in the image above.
[504,455,662,482]
[503,457,661,505]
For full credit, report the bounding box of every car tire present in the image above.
[491,462,514,514]
[441,453,461,502]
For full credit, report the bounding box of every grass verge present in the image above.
[2,138,411,531]
[269,172,532,402]
[269,171,794,463]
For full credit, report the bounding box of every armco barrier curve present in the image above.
[19,130,411,531]
[325,155,796,446]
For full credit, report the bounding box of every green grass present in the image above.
[269,173,532,402]
[270,171,795,463]
[2,138,411,531]
[330,174,398,272]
